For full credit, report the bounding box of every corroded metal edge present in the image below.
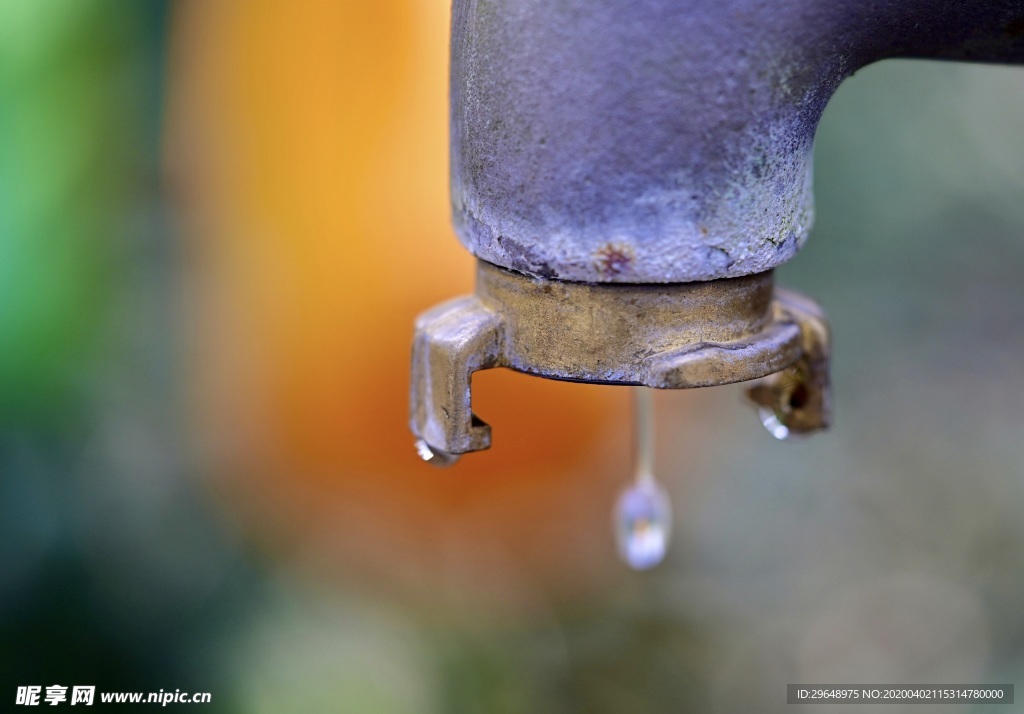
[452,0,1024,283]
[745,287,832,437]
[410,260,832,458]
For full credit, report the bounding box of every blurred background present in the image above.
[1,1,1023,711]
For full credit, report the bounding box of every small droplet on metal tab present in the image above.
[615,477,672,570]
[415,439,460,468]
[758,406,792,441]
[614,387,672,570]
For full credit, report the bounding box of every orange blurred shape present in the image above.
[165,0,633,612]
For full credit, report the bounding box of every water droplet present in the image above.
[615,478,672,570]
[414,439,460,468]
[758,406,792,440]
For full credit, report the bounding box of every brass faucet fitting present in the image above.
[410,260,830,462]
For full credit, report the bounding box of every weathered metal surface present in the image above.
[476,259,778,384]
[451,0,1024,283]
[410,261,831,456]
[746,288,832,438]
[410,295,503,456]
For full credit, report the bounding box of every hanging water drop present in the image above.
[414,439,460,468]
[758,406,792,441]
[614,387,672,570]
[615,477,672,570]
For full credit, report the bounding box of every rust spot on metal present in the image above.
[594,242,635,277]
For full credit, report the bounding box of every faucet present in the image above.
[411,0,1024,463]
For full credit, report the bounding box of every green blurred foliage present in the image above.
[0,0,149,418]
[0,4,257,713]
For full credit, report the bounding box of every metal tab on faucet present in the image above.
[410,259,832,459]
